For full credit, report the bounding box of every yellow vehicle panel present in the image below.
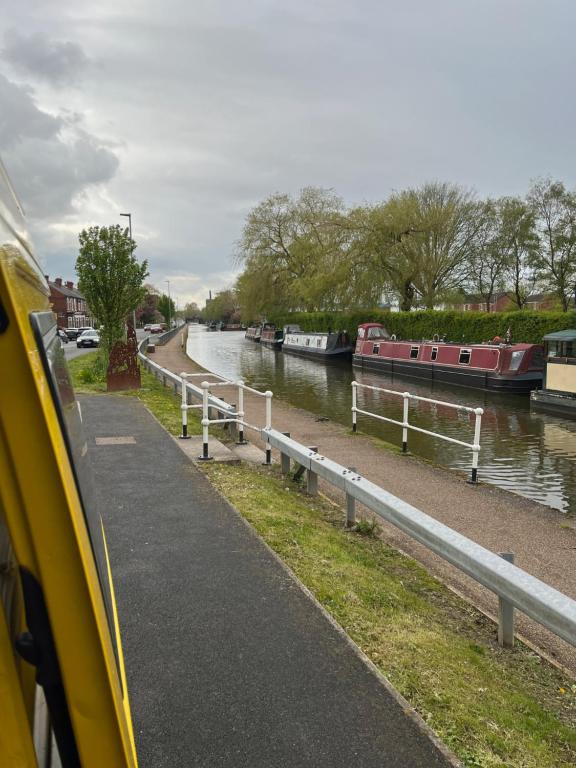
[0,159,137,766]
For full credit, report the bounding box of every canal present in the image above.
[186,325,576,515]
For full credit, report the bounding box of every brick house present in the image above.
[46,276,92,329]
[457,292,560,312]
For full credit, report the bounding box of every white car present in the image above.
[76,329,100,348]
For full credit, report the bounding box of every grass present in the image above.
[70,350,576,767]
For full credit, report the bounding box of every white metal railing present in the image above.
[137,341,576,651]
[179,373,273,462]
[352,382,483,483]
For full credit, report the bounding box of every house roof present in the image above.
[48,281,85,299]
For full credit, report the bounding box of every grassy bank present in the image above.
[71,351,576,767]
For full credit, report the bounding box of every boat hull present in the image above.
[531,390,576,418]
[283,345,353,361]
[353,354,542,394]
[261,338,283,350]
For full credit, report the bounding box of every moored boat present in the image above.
[353,323,544,393]
[245,324,262,341]
[531,330,576,417]
[282,325,353,360]
[260,323,284,349]
[221,323,243,331]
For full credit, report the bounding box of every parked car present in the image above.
[66,325,94,341]
[150,324,162,334]
[144,324,152,332]
[77,329,100,348]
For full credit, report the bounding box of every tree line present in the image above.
[232,179,576,320]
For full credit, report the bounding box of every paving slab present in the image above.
[175,434,240,464]
[81,394,453,768]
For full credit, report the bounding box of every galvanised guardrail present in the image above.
[137,338,576,650]
[352,382,483,483]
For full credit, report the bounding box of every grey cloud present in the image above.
[0,74,118,218]
[2,28,89,86]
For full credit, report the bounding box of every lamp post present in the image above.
[120,213,137,331]
[165,280,172,329]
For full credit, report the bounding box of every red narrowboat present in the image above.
[353,323,544,394]
[245,324,262,341]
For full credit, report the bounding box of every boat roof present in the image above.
[543,329,576,341]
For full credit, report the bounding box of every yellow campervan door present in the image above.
[0,160,138,766]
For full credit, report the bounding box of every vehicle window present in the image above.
[410,346,419,359]
[30,311,120,678]
[372,344,380,354]
[431,346,438,361]
[459,348,471,365]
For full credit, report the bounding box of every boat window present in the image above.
[317,338,321,347]
[367,326,387,339]
[459,348,471,365]
[358,328,365,339]
[431,346,438,361]
[410,346,419,359]
[305,338,310,346]
[372,344,380,354]
[547,341,558,357]
[508,350,525,371]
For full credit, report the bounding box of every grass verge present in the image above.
[71,350,576,767]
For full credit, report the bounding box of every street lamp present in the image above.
[165,280,172,329]
[120,213,136,330]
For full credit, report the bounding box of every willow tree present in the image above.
[76,224,148,357]
[236,187,350,316]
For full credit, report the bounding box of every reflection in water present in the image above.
[187,326,576,515]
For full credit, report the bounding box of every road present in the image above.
[63,329,148,361]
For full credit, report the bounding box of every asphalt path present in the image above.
[82,394,453,768]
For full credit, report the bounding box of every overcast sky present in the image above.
[2,0,575,308]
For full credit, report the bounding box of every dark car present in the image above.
[77,329,100,348]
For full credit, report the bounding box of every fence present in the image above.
[352,382,483,483]
[137,340,576,651]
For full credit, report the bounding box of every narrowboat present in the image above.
[221,323,243,331]
[353,323,544,394]
[245,324,262,341]
[260,322,283,349]
[531,330,576,418]
[282,324,354,360]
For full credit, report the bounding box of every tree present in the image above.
[466,200,511,312]
[498,197,539,309]
[158,294,175,325]
[236,187,350,315]
[183,301,200,320]
[76,225,148,357]
[137,284,161,324]
[203,289,238,323]
[403,182,482,309]
[528,178,576,311]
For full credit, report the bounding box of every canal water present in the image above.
[187,325,576,515]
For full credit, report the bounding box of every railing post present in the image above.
[469,407,483,483]
[229,404,237,440]
[345,467,356,527]
[498,553,515,647]
[264,391,273,465]
[236,381,247,445]
[180,376,190,439]
[352,381,358,433]
[198,381,212,461]
[307,446,318,495]
[402,393,410,453]
[281,432,291,474]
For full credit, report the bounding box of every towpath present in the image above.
[151,331,576,674]
[83,394,453,767]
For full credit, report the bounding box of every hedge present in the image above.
[269,309,576,344]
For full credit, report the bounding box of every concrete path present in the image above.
[151,332,576,674]
[82,394,453,768]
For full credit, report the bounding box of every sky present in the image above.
[2,0,576,309]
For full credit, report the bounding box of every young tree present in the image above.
[76,225,148,356]
[137,284,161,324]
[528,179,576,311]
[157,294,176,325]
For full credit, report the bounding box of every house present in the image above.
[46,276,92,329]
[457,292,559,313]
